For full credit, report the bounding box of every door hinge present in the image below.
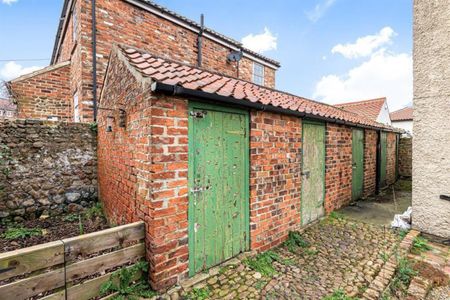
[190,110,207,118]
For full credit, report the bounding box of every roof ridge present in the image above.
[336,97,386,107]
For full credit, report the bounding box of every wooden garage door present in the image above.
[188,102,249,276]
[379,131,387,188]
[352,128,364,201]
[301,121,326,226]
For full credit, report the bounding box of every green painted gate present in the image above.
[379,131,387,188]
[301,121,326,226]
[188,102,249,276]
[352,128,364,201]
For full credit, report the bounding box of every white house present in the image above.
[390,107,413,136]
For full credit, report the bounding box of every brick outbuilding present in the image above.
[97,45,400,290]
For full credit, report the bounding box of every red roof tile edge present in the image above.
[116,45,402,132]
[390,107,413,121]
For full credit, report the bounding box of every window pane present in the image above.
[253,62,264,85]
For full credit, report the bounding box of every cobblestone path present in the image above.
[179,217,400,300]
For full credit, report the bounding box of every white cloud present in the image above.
[313,49,412,111]
[306,0,336,22]
[0,61,43,81]
[331,27,396,59]
[241,27,277,54]
[1,0,18,5]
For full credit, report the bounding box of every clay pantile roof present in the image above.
[119,47,399,131]
[390,107,413,121]
[335,98,386,122]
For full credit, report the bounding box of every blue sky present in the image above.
[0,0,412,110]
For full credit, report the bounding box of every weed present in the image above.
[396,258,417,285]
[380,252,390,262]
[100,261,156,300]
[63,214,79,222]
[243,251,283,277]
[328,211,345,221]
[89,122,98,133]
[323,289,358,300]
[78,214,84,235]
[411,236,431,254]
[85,202,104,219]
[218,266,229,275]
[2,227,42,240]
[304,248,319,256]
[283,231,309,252]
[397,229,409,239]
[184,287,210,300]
[255,279,268,290]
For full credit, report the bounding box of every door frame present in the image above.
[187,100,250,276]
[300,119,326,225]
[351,128,365,201]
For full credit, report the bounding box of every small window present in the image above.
[73,92,80,122]
[252,62,264,85]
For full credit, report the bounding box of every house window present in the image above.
[252,62,264,85]
[73,92,80,122]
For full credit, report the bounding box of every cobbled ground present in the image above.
[179,217,400,300]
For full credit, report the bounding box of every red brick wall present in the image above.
[324,124,353,212]
[53,0,277,122]
[398,137,412,177]
[9,63,72,121]
[386,132,398,185]
[363,129,377,197]
[249,111,302,251]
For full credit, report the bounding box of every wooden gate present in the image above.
[301,121,326,226]
[188,102,249,276]
[352,128,364,201]
[379,131,387,187]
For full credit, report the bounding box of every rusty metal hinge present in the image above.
[190,110,207,118]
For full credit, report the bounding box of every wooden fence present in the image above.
[0,221,145,300]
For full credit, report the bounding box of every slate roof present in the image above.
[390,107,413,121]
[335,98,387,122]
[119,47,398,131]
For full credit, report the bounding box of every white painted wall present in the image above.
[376,101,392,125]
[392,120,413,136]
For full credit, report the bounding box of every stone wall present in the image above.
[398,137,412,177]
[0,119,97,221]
[412,0,450,238]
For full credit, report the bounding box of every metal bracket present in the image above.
[440,194,450,201]
[190,111,207,118]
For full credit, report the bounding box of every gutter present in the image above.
[150,82,400,133]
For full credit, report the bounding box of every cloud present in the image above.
[306,0,336,22]
[331,27,396,59]
[1,0,18,4]
[313,49,412,111]
[241,27,277,54]
[0,61,43,81]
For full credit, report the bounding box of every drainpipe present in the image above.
[197,14,204,68]
[92,0,98,121]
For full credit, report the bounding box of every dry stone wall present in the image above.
[0,119,97,221]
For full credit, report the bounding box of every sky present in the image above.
[0,0,413,111]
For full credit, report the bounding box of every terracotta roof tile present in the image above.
[335,98,386,121]
[390,107,413,121]
[120,47,399,131]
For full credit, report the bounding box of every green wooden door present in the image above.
[188,102,249,276]
[352,128,364,201]
[379,131,387,187]
[301,121,326,226]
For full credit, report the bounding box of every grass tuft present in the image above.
[323,289,358,300]
[283,231,309,252]
[411,236,431,254]
[243,251,284,277]
[2,227,42,240]
[184,287,210,300]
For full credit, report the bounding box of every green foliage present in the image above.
[184,287,210,300]
[322,289,359,300]
[100,261,156,300]
[411,236,431,254]
[63,213,79,222]
[380,252,390,262]
[283,231,309,252]
[2,227,42,240]
[89,122,98,133]
[398,229,409,239]
[328,211,345,220]
[85,202,104,220]
[243,251,284,277]
[396,258,417,285]
[304,248,319,256]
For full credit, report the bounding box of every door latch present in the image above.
[190,111,207,118]
[301,170,310,179]
[352,162,357,169]
[190,186,210,193]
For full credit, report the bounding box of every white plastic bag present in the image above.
[391,206,412,229]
